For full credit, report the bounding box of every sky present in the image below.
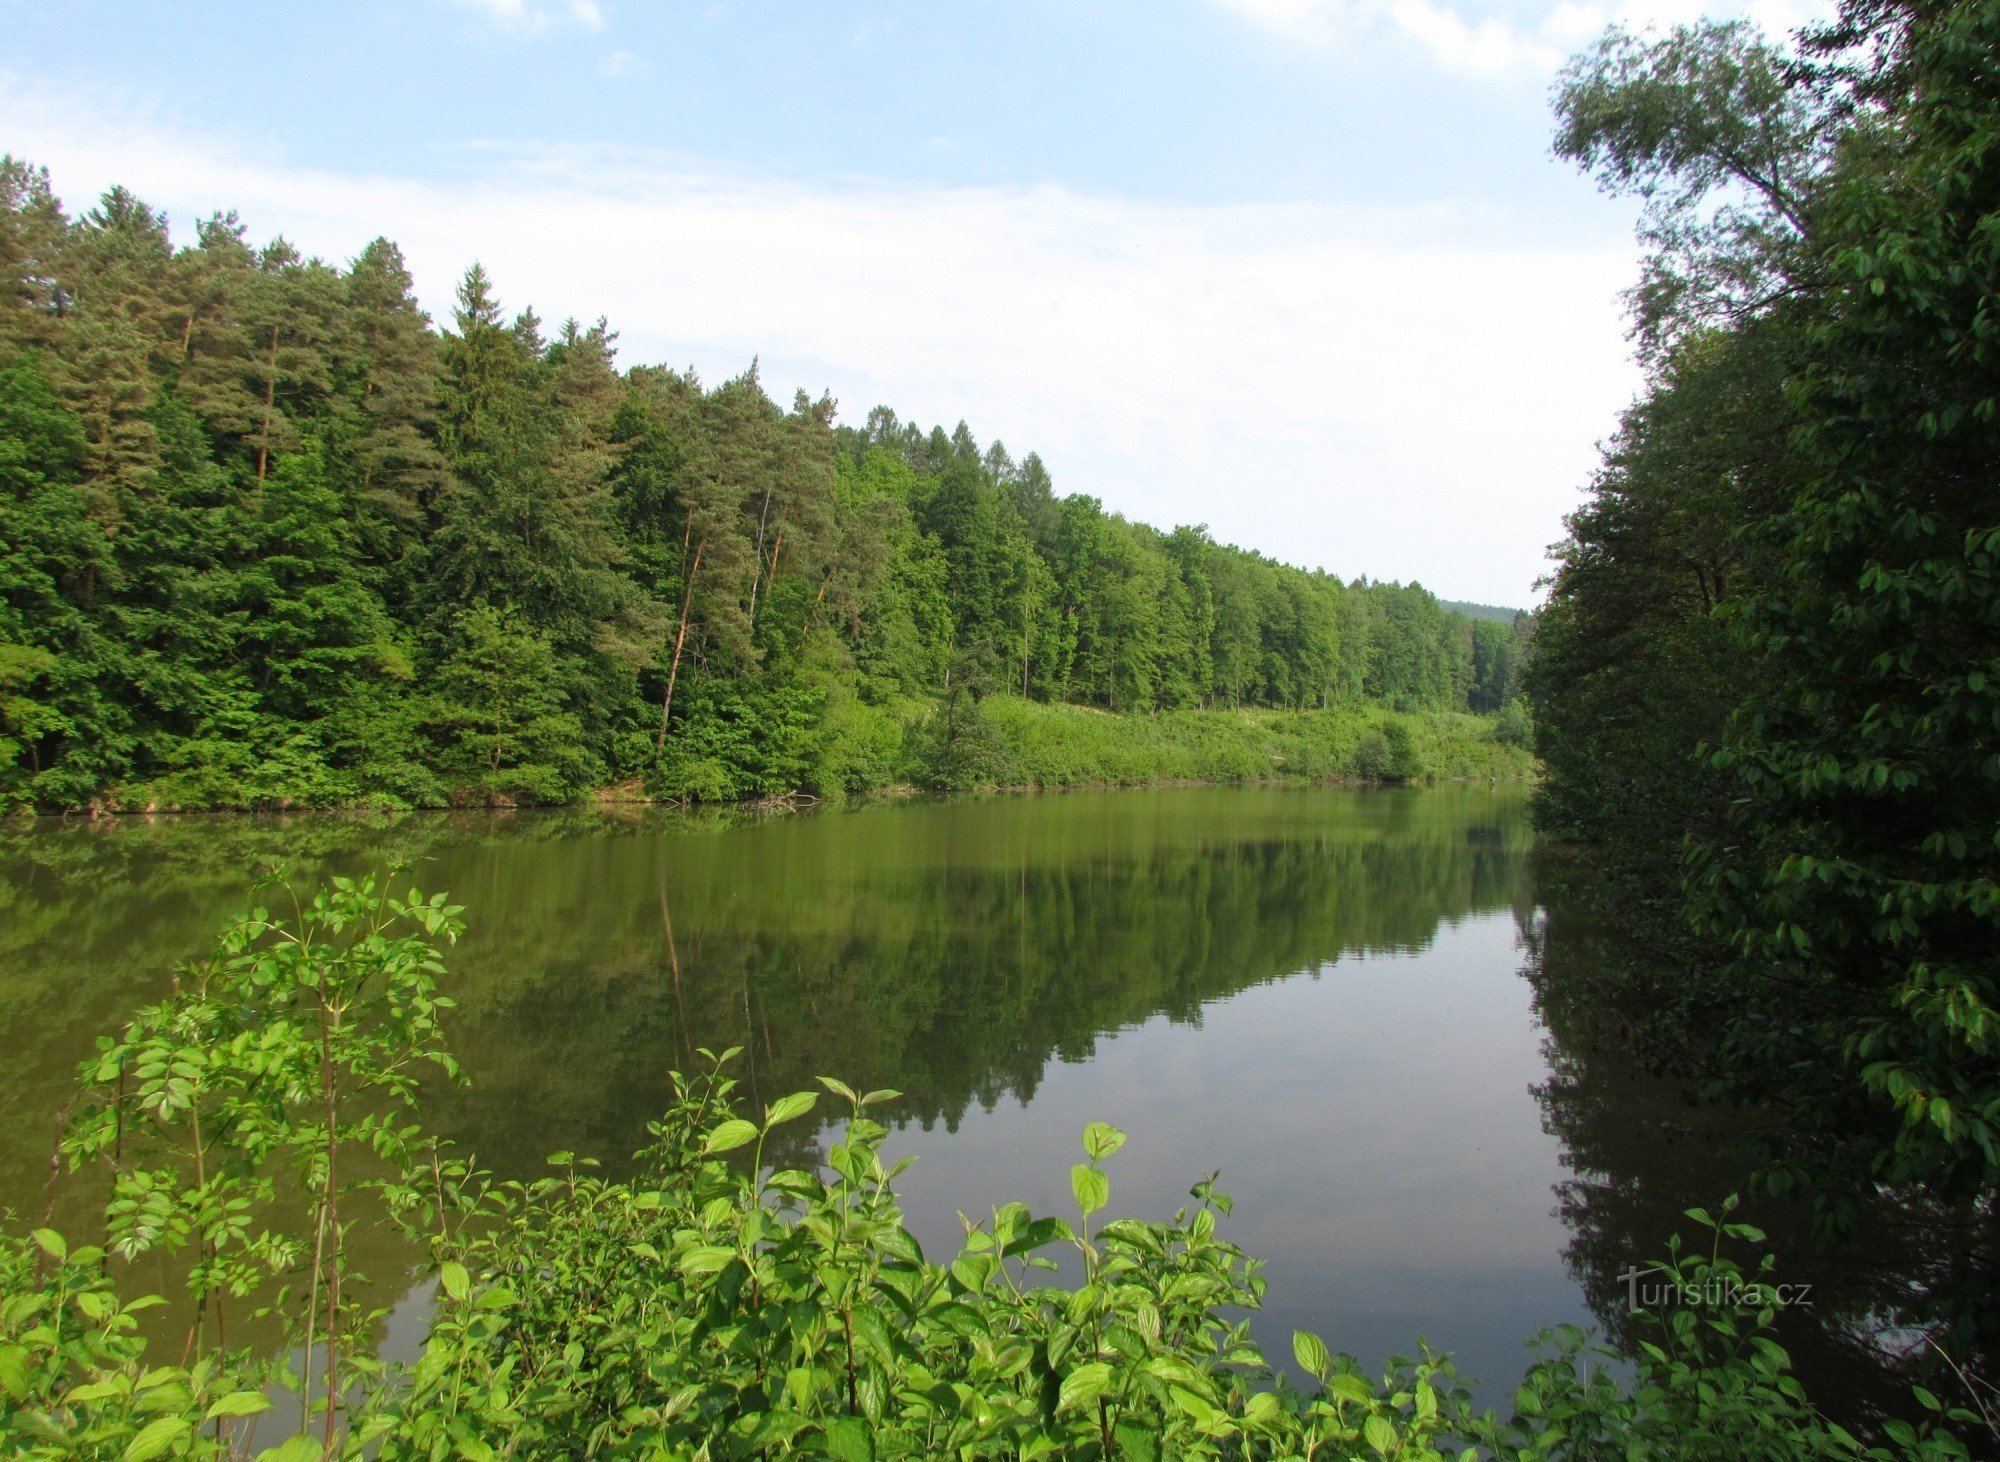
[0,0,1826,607]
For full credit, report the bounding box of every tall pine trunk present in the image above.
[657,539,706,754]
[256,324,278,483]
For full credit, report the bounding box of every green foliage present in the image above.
[10,873,464,1455]
[425,605,594,803]
[0,168,1522,813]
[1685,0,2000,1206]
[1492,698,1532,751]
[359,1065,1489,1459]
[1485,1202,1980,1460]
[912,696,1529,793]
[0,1227,270,1459]
[1534,0,2000,1316]
[1553,18,1831,356]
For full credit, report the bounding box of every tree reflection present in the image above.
[1521,849,2000,1432]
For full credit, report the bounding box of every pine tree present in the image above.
[342,237,447,565]
[56,186,177,515]
[429,265,622,642]
[243,239,342,484]
[0,156,68,358]
[168,212,263,457]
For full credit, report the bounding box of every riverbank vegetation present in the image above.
[0,878,1981,1457]
[0,169,1528,813]
[1527,0,2000,1405]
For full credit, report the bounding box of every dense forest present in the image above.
[0,167,1528,813]
[1528,0,2000,1392]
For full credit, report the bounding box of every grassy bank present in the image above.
[53,699,1532,814]
[903,696,1533,794]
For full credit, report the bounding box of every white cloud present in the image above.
[1209,0,1835,77]
[0,75,1641,606]
[446,0,604,34]
[1387,0,1563,74]
[599,48,646,77]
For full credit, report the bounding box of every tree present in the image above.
[56,186,177,514]
[0,353,123,804]
[168,212,263,458]
[0,157,68,358]
[240,440,399,727]
[428,265,624,647]
[1542,3,2000,1240]
[428,605,589,801]
[1554,19,1836,357]
[341,238,446,569]
[242,240,342,483]
[1687,0,2000,1204]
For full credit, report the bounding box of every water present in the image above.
[0,785,1850,1406]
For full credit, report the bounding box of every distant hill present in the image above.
[1441,600,1530,625]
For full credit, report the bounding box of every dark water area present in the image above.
[0,786,1938,1417]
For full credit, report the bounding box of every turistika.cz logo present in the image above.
[1617,1266,1814,1311]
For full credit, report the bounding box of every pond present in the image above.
[0,785,1889,1410]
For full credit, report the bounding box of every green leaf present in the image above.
[734,1410,811,1448]
[440,1260,470,1302]
[680,1245,737,1276]
[1292,1329,1330,1378]
[0,1345,28,1400]
[1113,1420,1160,1461]
[1170,1385,1231,1430]
[1071,1164,1110,1218]
[1363,1412,1397,1455]
[1000,1216,1071,1257]
[1082,1122,1126,1161]
[123,1417,191,1461]
[703,1119,759,1154]
[31,1228,65,1262]
[823,1414,876,1462]
[764,1091,818,1127]
[205,1391,273,1419]
[1328,1373,1375,1405]
[1057,1361,1112,1414]
[256,1437,325,1462]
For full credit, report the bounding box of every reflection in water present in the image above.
[4,787,1565,1395]
[1521,850,2000,1432]
[17,785,1959,1418]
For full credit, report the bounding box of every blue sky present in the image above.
[0,0,1824,605]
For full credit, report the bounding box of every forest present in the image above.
[1527,0,2000,1408]
[0,169,1528,813]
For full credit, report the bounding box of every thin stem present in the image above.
[320,997,343,1452]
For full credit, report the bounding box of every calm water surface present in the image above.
[0,786,1768,1400]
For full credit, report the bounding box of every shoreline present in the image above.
[10,764,1537,825]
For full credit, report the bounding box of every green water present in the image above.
[2,785,1861,1404]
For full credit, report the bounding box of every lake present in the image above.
[0,785,1886,1409]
